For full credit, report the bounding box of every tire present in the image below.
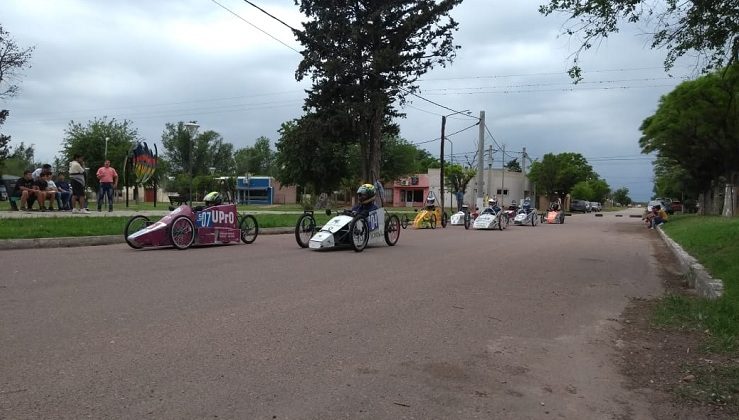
[384,214,400,246]
[429,213,437,229]
[532,213,537,227]
[295,214,316,248]
[497,213,504,231]
[464,214,470,230]
[124,215,150,249]
[441,212,449,228]
[169,215,195,250]
[350,217,369,252]
[239,214,258,244]
[400,214,409,229]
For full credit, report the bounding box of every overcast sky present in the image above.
[2,0,696,201]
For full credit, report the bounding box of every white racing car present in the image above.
[449,205,473,229]
[513,199,538,226]
[472,208,508,230]
[295,207,401,252]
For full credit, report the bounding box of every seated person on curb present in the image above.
[11,170,43,211]
[55,174,72,210]
[650,204,668,229]
[348,184,378,218]
[42,172,59,211]
[31,164,52,181]
[193,191,223,212]
[33,172,57,211]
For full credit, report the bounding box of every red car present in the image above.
[124,203,258,249]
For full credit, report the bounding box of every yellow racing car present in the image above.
[400,192,449,229]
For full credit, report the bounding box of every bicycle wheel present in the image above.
[441,212,449,228]
[400,214,409,229]
[464,214,471,230]
[124,215,150,249]
[169,215,195,250]
[384,214,400,246]
[295,214,316,248]
[350,217,369,252]
[430,214,437,229]
[239,214,259,244]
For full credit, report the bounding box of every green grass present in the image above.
[654,214,739,351]
[0,213,337,239]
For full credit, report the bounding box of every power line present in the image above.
[419,65,693,82]
[423,84,677,96]
[210,0,300,53]
[241,0,300,33]
[419,77,681,92]
[411,121,480,145]
[398,87,478,119]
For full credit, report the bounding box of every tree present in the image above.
[445,163,477,195]
[528,152,596,199]
[294,0,463,182]
[0,110,9,175]
[161,122,234,177]
[234,136,274,177]
[60,117,138,192]
[639,65,738,214]
[0,24,35,99]
[612,187,632,206]
[2,141,35,176]
[539,0,738,81]
[505,158,522,172]
[570,178,610,202]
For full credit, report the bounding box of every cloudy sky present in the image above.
[2,0,696,201]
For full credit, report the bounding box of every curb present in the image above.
[0,227,294,251]
[655,226,724,299]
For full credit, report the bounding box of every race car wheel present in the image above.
[350,217,369,252]
[239,214,259,244]
[532,213,537,227]
[124,215,150,249]
[384,214,400,246]
[464,214,471,230]
[295,214,316,248]
[170,215,195,250]
[400,214,409,229]
[429,214,437,229]
[497,214,504,231]
[441,212,449,228]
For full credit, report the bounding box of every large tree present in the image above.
[293,0,463,182]
[234,136,275,177]
[0,110,9,175]
[539,0,738,81]
[160,122,234,177]
[528,152,596,200]
[60,117,139,192]
[445,163,477,195]
[639,65,738,214]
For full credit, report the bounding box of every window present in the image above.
[496,189,509,195]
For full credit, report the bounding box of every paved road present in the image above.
[1,210,662,419]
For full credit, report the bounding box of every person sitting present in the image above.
[651,204,668,229]
[350,184,378,218]
[425,194,436,211]
[31,164,52,181]
[194,191,224,211]
[483,198,501,215]
[522,197,532,214]
[471,206,480,219]
[40,172,59,211]
[11,170,43,211]
[55,173,72,211]
[460,204,469,214]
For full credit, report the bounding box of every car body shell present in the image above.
[309,208,387,249]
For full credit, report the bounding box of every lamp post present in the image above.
[440,110,470,211]
[104,137,110,161]
[183,122,200,207]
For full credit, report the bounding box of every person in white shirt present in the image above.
[68,154,90,214]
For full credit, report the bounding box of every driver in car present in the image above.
[349,184,378,218]
[522,197,533,213]
[484,198,501,214]
[195,191,223,211]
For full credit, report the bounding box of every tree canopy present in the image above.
[160,121,235,178]
[539,0,738,81]
[528,152,596,199]
[445,163,477,195]
[293,0,463,182]
[0,24,35,99]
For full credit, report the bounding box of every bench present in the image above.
[168,195,189,206]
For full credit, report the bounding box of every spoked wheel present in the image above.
[295,214,316,248]
[239,214,259,244]
[429,214,437,229]
[532,213,537,227]
[169,215,195,250]
[124,215,150,249]
[350,217,369,252]
[441,212,449,228]
[464,214,471,230]
[384,214,400,246]
[400,214,409,229]
[497,214,504,231]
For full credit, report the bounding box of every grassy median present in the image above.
[654,214,739,351]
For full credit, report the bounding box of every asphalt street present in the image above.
[0,209,663,419]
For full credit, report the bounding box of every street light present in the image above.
[104,137,110,161]
[440,109,470,211]
[183,122,200,207]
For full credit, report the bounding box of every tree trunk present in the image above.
[368,107,383,183]
[723,183,736,217]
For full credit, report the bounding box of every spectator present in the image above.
[31,163,52,181]
[37,172,58,211]
[455,190,464,211]
[69,154,90,214]
[651,204,669,229]
[11,170,42,211]
[55,173,72,211]
[96,159,118,212]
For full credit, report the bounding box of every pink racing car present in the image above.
[124,203,258,250]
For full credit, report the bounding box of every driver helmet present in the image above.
[356,183,376,204]
[426,196,436,206]
[204,191,223,206]
[522,198,531,210]
[488,198,498,207]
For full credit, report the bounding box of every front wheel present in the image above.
[497,214,505,231]
[239,214,259,244]
[384,214,400,246]
[441,212,449,228]
[295,214,316,248]
[532,213,537,227]
[400,214,409,229]
[124,215,150,249]
[464,214,471,230]
[429,213,437,229]
[169,215,195,250]
[350,217,369,252]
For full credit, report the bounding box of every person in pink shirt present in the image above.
[96,160,119,212]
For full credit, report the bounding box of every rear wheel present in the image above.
[124,215,150,249]
[170,215,195,250]
[239,214,258,244]
[497,213,504,231]
[441,212,449,228]
[400,214,409,229]
[384,214,400,246]
[295,214,316,248]
[350,217,369,252]
[429,214,437,229]
[532,213,537,227]
[464,214,471,230]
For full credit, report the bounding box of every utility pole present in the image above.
[476,111,485,211]
[501,144,506,206]
[521,147,527,199]
[440,115,447,210]
[487,145,493,199]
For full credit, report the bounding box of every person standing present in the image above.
[69,154,90,214]
[96,160,118,212]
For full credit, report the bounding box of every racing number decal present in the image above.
[367,212,379,231]
[196,210,234,227]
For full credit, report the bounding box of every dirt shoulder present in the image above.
[616,235,739,419]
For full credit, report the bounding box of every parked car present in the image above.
[0,185,7,201]
[670,200,683,213]
[654,197,674,214]
[570,199,589,213]
[590,202,602,212]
